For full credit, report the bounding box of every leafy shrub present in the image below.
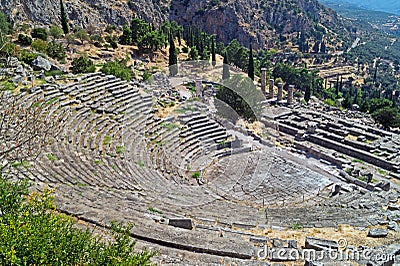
[106,35,118,49]
[101,60,132,81]
[44,70,64,77]
[192,172,200,179]
[49,25,63,39]
[46,41,66,61]
[31,28,48,41]
[0,80,16,91]
[74,28,90,44]
[31,39,48,53]
[71,56,95,74]
[17,34,32,46]
[182,46,189,53]
[90,34,104,47]
[0,176,154,265]
[142,70,152,81]
[19,49,38,64]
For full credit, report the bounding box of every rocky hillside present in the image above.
[0,0,350,49]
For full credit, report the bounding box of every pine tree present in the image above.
[168,32,178,76]
[222,51,230,80]
[248,43,254,80]
[60,0,69,34]
[211,35,216,67]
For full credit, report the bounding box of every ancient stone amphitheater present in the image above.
[11,71,400,265]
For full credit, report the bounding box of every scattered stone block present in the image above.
[387,205,400,211]
[168,218,193,230]
[367,228,388,238]
[32,56,51,71]
[250,236,269,243]
[388,221,399,232]
[305,237,338,251]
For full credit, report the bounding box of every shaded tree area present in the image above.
[118,18,183,53]
[272,63,323,102]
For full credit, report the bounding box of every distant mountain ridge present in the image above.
[320,0,400,15]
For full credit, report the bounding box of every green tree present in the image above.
[138,31,164,51]
[49,25,63,39]
[211,35,216,67]
[31,39,48,53]
[130,18,150,45]
[369,98,393,113]
[46,40,66,61]
[372,107,400,130]
[0,11,11,35]
[222,51,230,80]
[304,84,311,103]
[17,34,32,46]
[248,43,254,80]
[320,41,327,53]
[189,46,198,60]
[31,28,48,41]
[101,59,133,81]
[60,0,69,34]
[71,56,95,74]
[168,33,178,76]
[74,29,90,44]
[0,176,154,265]
[119,24,133,45]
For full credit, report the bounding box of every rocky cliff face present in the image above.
[0,0,347,49]
[0,0,166,29]
[170,0,347,49]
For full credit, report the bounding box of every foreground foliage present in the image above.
[0,176,154,265]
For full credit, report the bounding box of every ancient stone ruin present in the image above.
[7,70,400,265]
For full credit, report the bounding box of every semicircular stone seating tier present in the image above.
[13,72,392,235]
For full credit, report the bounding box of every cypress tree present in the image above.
[211,35,216,67]
[305,85,311,103]
[248,43,254,81]
[373,65,378,85]
[222,51,230,80]
[335,74,340,96]
[60,0,69,34]
[169,32,178,76]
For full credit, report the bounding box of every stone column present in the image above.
[269,79,274,99]
[277,82,283,102]
[195,80,202,98]
[287,85,294,105]
[261,68,267,96]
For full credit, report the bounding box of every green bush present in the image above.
[31,28,48,41]
[192,172,200,179]
[17,34,32,46]
[44,70,64,77]
[101,60,133,81]
[71,56,95,74]
[46,41,66,61]
[142,70,152,81]
[106,35,118,49]
[31,39,48,53]
[19,49,38,64]
[0,175,154,265]
[90,34,104,47]
[49,25,63,39]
